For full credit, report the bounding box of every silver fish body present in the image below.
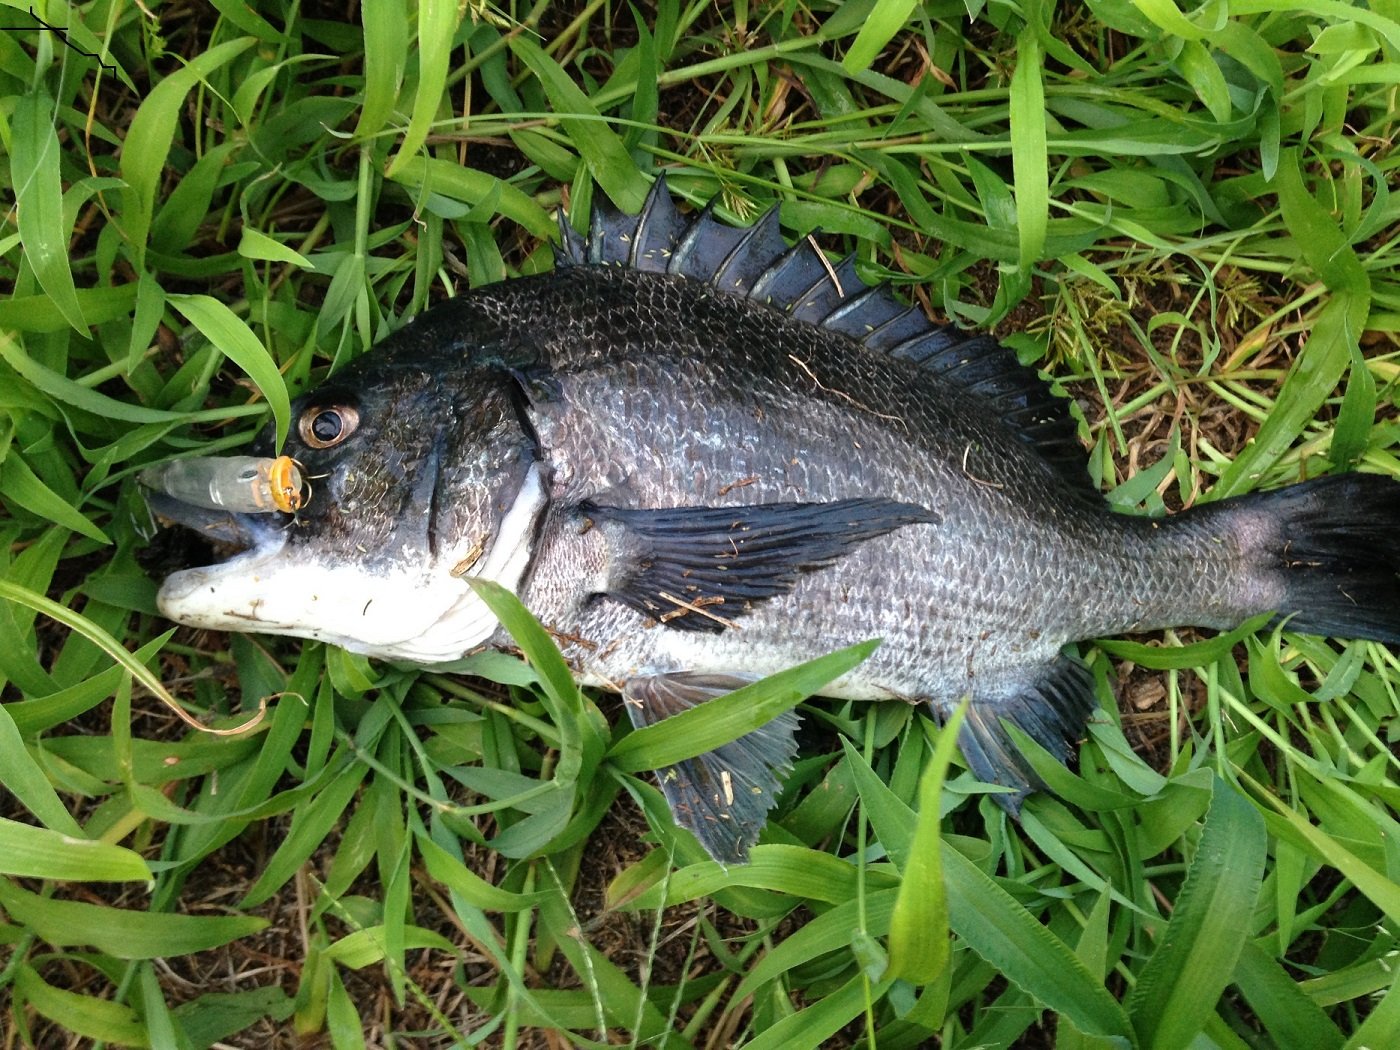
[144,181,1400,861]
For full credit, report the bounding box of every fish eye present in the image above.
[299,404,360,449]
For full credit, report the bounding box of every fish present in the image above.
[142,177,1400,864]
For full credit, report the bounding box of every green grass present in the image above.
[2,0,1399,1046]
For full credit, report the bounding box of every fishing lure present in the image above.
[140,455,306,515]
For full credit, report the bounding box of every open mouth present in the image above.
[139,468,296,624]
[141,490,282,556]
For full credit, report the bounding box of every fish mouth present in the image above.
[141,489,285,555]
[141,489,294,628]
[141,452,552,661]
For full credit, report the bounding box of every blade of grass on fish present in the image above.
[607,640,879,773]
[0,879,266,959]
[886,700,964,985]
[170,294,291,450]
[118,37,256,269]
[508,35,649,212]
[1010,29,1048,274]
[466,578,607,782]
[942,844,1134,1041]
[383,0,459,178]
[1095,613,1271,669]
[12,966,148,1047]
[11,89,85,332]
[0,817,150,882]
[1128,776,1267,1050]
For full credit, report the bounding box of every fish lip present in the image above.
[142,482,294,623]
[157,523,290,597]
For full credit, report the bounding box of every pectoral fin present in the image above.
[585,498,938,631]
[623,672,800,864]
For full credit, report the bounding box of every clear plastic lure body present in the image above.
[140,456,305,515]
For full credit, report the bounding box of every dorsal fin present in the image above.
[563,176,1097,497]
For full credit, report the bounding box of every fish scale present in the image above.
[145,179,1400,864]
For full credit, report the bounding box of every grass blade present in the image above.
[606,640,879,772]
[943,844,1133,1040]
[842,0,919,74]
[508,35,649,211]
[384,0,459,177]
[886,701,965,983]
[1010,28,1048,272]
[0,817,150,882]
[169,294,291,449]
[0,879,266,959]
[119,38,255,268]
[1128,777,1267,1050]
[11,89,85,331]
[13,966,149,1047]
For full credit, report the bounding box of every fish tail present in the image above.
[1229,473,1400,643]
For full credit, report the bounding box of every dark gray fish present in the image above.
[143,178,1400,863]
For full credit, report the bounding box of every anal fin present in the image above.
[930,654,1098,814]
[623,673,800,864]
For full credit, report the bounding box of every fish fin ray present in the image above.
[931,653,1097,814]
[789,253,862,322]
[748,238,834,307]
[584,498,939,632]
[623,672,799,864]
[670,199,752,281]
[555,209,586,267]
[713,205,789,294]
[893,332,1096,495]
[588,190,635,265]
[628,175,688,272]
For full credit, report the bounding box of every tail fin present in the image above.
[1241,473,1400,643]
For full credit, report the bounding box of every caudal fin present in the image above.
[1243,473,1400,643]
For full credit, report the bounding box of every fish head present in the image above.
[148,350,547,663]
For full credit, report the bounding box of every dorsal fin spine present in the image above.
[566,178,1098,497]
